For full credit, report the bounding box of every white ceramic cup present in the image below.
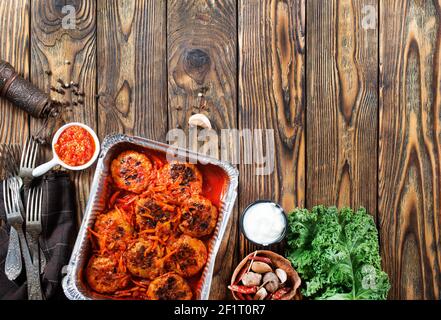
[32,122,100,177]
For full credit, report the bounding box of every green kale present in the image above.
[286,206,390,300]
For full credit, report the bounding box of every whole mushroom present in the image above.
[262,272,280,293]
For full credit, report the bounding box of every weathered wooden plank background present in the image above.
[0,0,439,300]
[379,0,441,299]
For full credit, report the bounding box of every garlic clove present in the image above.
[188,113,212,129]
[254,287,268,300]
[251,261,272,274]
[275,268,288,284]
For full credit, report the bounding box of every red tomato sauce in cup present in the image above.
[54,125,96,167]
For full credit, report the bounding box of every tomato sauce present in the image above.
[54,125,95,167]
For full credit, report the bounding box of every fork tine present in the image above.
[5,179,10,214]
[2,180,9,214]
[10,180,16,213]
[11,179,19,213]
[29,138,38,168]
[36,187,42,223]
[26,187,33,222]
[24,139,32,168]
[5,179,13,215]
[20,138,29,169]
[31,187,37,222]
[14,180,21,212]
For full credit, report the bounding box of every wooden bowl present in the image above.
[230,250,302,300]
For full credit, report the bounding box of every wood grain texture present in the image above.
[239,0,305,253]
[167,0,237,299]
[97,0,167,141]
[379,0,441,299]
[31,0,96,224]
[0,0,30,144]
[306,0,378,216]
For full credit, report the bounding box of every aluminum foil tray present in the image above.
[62,134,239,300]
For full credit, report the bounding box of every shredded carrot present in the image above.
[88,227,103,240]
[162,249,178,261]
[109,191,121,207]
[131,279,150,288]
[138,229,156,234]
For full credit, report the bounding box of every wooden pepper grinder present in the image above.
[0,59,55,118]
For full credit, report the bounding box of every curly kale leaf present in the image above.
[286,206,390,300]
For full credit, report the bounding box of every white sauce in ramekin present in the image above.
[242,202,286,245]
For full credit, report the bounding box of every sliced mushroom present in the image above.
[188,113,212,129]
[275,268,288,284]
[251,261,272,274]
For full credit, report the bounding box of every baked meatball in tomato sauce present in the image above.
[93,209,133,252]
[157,163,203,198]
[126,239,163,280]
[135,197,175,232]
[163,235,207,277]
[86,255,129,294]
[179,195,218,238]
[147,273,192,300]
[111,151,152,193]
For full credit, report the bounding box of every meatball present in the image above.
[157,163,203,198]
[86,255,129,294]
[164,235,207,277]
[93,209,133,252]
[111,151,152,193]
[179,195,218,238]
[126,239,163,279]
[135,197,175,232]
[147,273,193,300]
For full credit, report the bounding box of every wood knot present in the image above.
[183,49,211,84]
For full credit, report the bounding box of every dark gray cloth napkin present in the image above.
[0,171,77,300]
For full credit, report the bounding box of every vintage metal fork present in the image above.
[19,137,39,188]
[18,137,47,272]
[26,186,43,270]
[3,177,43,299]
[1,144,23,280]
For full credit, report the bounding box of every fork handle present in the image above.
[15,227,43,300]
[5,227,22,280]
[39,246,47,274]
[26,232,46,273]
[26,232,39,265]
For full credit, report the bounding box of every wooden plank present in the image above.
[97,0,167,141]
[167,0,237,299]
[0,0,30,144]
[31,0,97,224]
[306,0,378,215]
[239,0,305,252]
[379,0,441,299]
